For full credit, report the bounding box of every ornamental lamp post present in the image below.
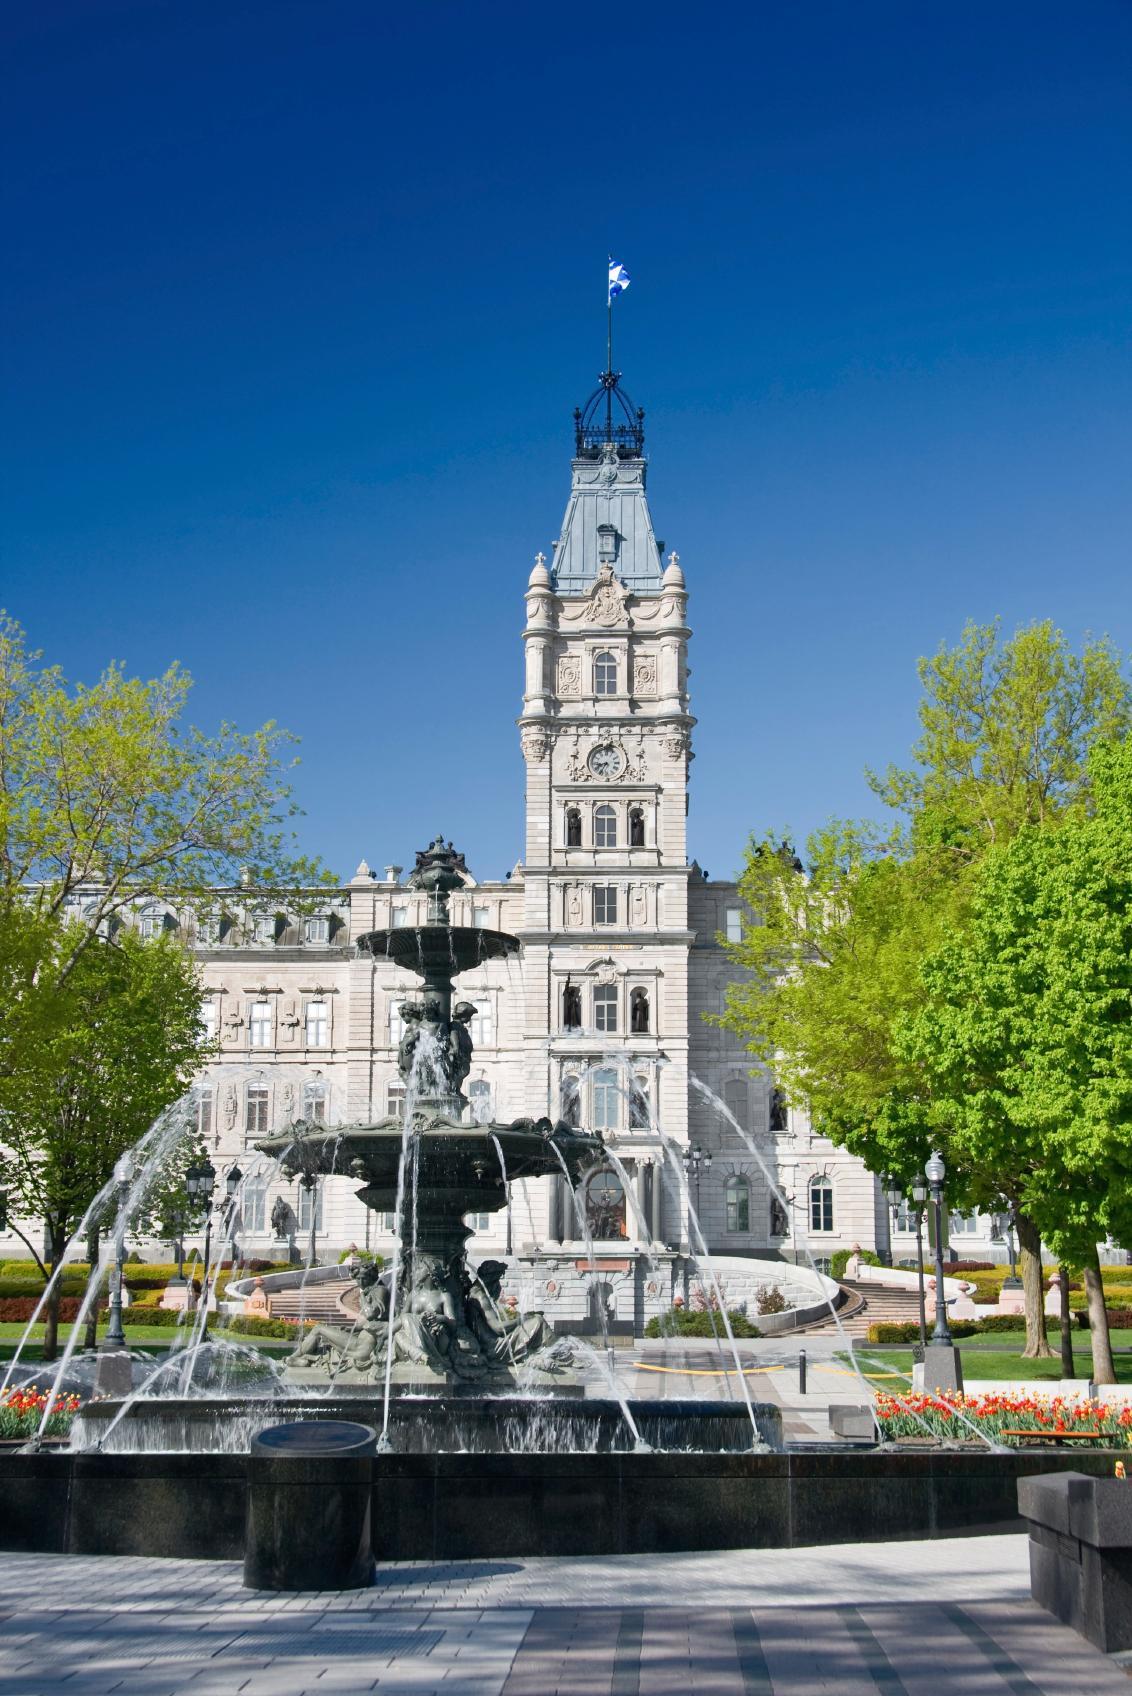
[925,1151,953,1345]
[681,1144,712,1224]
[911,1176,929,1348]
[187,1156,217,1322]
[103,1153,133,1349]
[882,1175,902,1268]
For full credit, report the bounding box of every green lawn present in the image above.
[0,1323,293,1359]
[852,1338,1132,1386]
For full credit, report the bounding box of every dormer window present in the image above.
[254,914,277,945]
[596,524,619,565]
[594,652,617,696]
[305,915,330,944]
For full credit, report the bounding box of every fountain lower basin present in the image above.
[73,1394,781,1455]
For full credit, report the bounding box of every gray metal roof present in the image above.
[551,443,664,595]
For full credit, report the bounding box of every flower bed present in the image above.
[876,1390,1132,1448]
[0,1386,82,1440]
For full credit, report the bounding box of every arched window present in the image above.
[585,1168,626,1239]
[138,906,164,941]
[809,1174,834,1233]
[562,983,582,1030]
[725,1175,750,1233]
[594,804,617,848]
[561,1074,580,1127]
[630,987,649,1033]
[594,651,617,695]
[467,1079,493,1125]
[629,807,645,848]
[592,1067,619,1131]
[565,806,582,847]
[594,983,617,1033]
[305,1000,328,1047]
[249,1000,272,1048]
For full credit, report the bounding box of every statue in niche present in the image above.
[630,885,647,929]
[769,1087,788,1136]
[223,1083,238,1131]
[567,886,583,927]
[770,1197,790,1238]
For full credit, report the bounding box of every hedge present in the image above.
[865,1319,983,1345]
[225,1314,315,1339]
[643,1308,761,1339]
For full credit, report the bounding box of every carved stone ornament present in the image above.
[281,1081,295,1115]
[566,737,646,783]
[588,563,631,626]
[557,655,581,696]
[223,1083,238,1128]
[662,728,689,760]
[633,656,657,695]
[592,958,619,985]
[519,723,553,762]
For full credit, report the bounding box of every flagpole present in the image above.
[606,256,613,441]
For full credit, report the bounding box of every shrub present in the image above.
[972,1291,1001,1305]
[754,1284,787,1316]
[0,1296,83,1323]
[644,1307,760,1339]
[338,1249,384,1268]
[830,1248,883,1280]
[976,1313,1028,1332]
[0,1277,90,1299]
[1072,1306,1132,1330]
[949,1260,996,1273]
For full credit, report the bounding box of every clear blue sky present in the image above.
[3,2,1130,883]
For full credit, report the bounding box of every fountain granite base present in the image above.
[0,1445,1122,1561]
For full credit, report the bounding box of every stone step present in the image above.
[265,1279,355,1321]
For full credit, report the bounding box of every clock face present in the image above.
[588,744,625,780]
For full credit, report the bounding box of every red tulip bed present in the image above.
[876,1389,1132,1448]
[0,1386,83,1440]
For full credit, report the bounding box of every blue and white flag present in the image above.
[608,259,631,301]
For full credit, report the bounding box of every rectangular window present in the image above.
[199,1001,217,1046]
[305,1001,328,1047]
[593,984,618,1033]
[249,1001,272,1048]
[472,904,491,928]
[726,1181,750,1233]
[593,1069,619,1132]
[810,1181,834,1233]
[375,1211,397,1232]
[254,914,276,944]
[303,1083,328,1123]
[725,907,742,943]
[949,1210,980,1236]
[893,1200,917,1233]
[306,915,330,944]
[245,1087,270,1140]
[468,1212,493,1231]
[197,1087,213,1143]
[593,885,618,926]
[242,1180,268,1233]
[389,1002,405,1044]
[387,1082,406,1118]
[391,905,409,928]
[470,999,493,1047]
[297,1182,323,1232]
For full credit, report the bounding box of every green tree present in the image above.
[898,737,1132,1377]
[0,611,331,1005]
[719,621,1129,1351]
[0,924,207,1358]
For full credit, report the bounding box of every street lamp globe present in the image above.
[925,1151,946,1188]
[911,1179,928,1205]
[225,1164,243,1200]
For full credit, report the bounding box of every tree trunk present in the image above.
[41,1221,67,1363]
[1084,1249,1115,1386]
[1016,1212,1054,1358]
[1057,1266,1075,1378]
[82,1225,100,1352]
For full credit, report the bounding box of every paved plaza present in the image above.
[2,1535,1128,1695]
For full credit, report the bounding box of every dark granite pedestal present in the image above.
[1018,1471,1132,1652]
[244,1421,377,1591]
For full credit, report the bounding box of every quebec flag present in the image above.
[608,259,631,300]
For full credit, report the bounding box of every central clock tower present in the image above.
[517,372,695,1245]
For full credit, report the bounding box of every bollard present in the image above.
[244,1420,377,1591]
[798,1348,807,1394]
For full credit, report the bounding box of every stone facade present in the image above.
[3,388,1011,1276]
